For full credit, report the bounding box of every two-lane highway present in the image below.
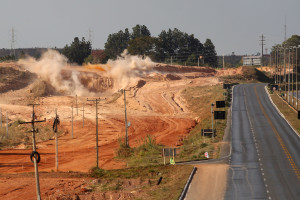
[225,83,300,200]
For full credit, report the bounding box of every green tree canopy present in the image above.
[155,28,204,65]
[203,39,218,67]
[62,37,91,65]
[283,35,300,47]
[127,36,156,56]
[131,24,151,39]
[104,28,130,59]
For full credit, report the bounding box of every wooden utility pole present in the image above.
[53,109,60,171]
[71,104,74,139]
[119,89,130,147]
[76,95,78,116]
[87,98,100,168]
[20,104,46,200]
[0,107,2,128]
[82,103,85,128]
[6,112,8,138]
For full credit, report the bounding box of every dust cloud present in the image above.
[107,50,155,91]
[18,49,155,96]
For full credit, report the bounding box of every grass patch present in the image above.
[89,165,193,200]
[116,135,164,167]
[177,84,228,160]
[0,120,63,149]
[270,92,300,135]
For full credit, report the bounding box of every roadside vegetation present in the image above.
[269,92,300,134]
[89,165,193,200]
[0,120,63,150]
[115,84,229,167]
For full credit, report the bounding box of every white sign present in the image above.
[204,152,209,158]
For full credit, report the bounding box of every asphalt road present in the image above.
[225,83,300,200]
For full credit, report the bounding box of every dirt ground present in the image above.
[0,61,240,199]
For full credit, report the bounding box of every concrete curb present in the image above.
[178,167,197,200]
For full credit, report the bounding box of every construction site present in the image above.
[0,50,246,199]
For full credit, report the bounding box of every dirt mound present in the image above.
[154,64,216,74]
[31,80,58,97]
[0,66,36,93]
[165,74,181,80]
[136,79,146,88]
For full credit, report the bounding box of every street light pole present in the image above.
[288,48,291,104]
[296,45,299,110]
[284,46,287,100]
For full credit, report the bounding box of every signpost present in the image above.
[163,148,176,165]
[216,101,225,108]
[214,111,226,120]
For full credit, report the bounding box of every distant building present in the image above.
[242,56,261,66]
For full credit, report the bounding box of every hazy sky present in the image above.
[0,0,299,55]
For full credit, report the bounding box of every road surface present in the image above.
[225,83,300,200]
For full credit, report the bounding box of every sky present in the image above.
[0,0,299,55]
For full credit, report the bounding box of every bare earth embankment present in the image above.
[0,59,243,199]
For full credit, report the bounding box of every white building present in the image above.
[243,56,261,66]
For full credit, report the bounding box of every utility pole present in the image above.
[81,103,85,128]
[10,27,16,58]
[276,46,278,84]
[284,16,287,42]
[87,98,100,168]
[119,89,130,147]
[6,112,8,138]
[20,104,46,200]
[260,34,266,66]
[284,46,287,99]
[88,28,93,44]
[288,48,291,104]
[211,103,214,138]
[71,104,74,139]
[75,95,78,116]
[53,109,60,172]
[223,54,225,70]
[296,46,298,110]
[0,107,2,128]
[292,48,294,106]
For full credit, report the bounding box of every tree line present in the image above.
[59,24,218,67]
[104,24,218,67]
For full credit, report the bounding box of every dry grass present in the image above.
[90,165,193,200]
[270,92,300,135]
[0,120,63,150]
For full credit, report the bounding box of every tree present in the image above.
[104,28,130,59]
[155,28,204,64]
[127,36,156,56]
[131,24,151,39]
[283,35,300,47]
[203,39,218,67]
[62,37,91,65]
